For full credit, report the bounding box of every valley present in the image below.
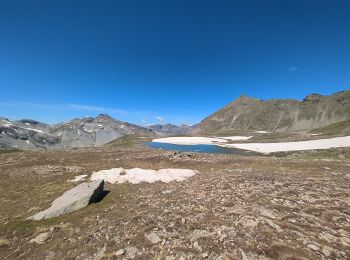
[1,91,350,259]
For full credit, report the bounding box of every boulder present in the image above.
[29,180,104,220]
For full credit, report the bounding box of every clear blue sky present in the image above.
[1,0,349,125]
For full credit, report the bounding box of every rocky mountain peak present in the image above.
[303,93,323,103]
[95,114,114,120]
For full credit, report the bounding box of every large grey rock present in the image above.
[29,180,104,220]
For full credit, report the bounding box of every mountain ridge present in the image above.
[196,90,350,134]
[0,114,152,149]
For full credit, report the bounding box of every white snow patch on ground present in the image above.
[22,127,45,134]
[310,133,322,136]
[255,131,269,134]
[90,168,197,184]
[152,137,228,145]
[69,174,88,182]
[83,127,94,133]
[222,136,350,154]
[219,136,252,141]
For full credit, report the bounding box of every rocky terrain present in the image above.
[148,124,195,135]
[0,114,152,149]
[0,140,349,259]
[196,91,350,134]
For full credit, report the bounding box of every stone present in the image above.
[322,245,332,257]
[0,237,10,247]
[307,244,319,251]
[145,232,161,244]
[340,236,350,246]
[114,249,125,256]
[265,219,282,232]
[202,252,209,258]
[29,232,49,244]
[29,180,104,220]
[240,249,249,260]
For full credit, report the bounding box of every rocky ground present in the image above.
[0,144,349,259]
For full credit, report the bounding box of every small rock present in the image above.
[240,249,249,260]
[265,219,282,232]
[259,208,277,219]
[161,190,172,194]
[340,236,350,246]
[0,237,10,247]
[145,232,161,244]
[307,244,319,251]
[322,245,332,257]
[114,249,125,256]
[29,232,49,244]
[194,241,202,252]
[202,252,209,258]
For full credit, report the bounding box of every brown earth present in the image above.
[0,143,349,259]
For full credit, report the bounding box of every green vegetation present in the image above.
[197,91,350,134]
[310,119,350,136]
[0,148,22,154]
[104,133,155,148]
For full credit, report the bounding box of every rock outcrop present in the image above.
[29,180,104,220]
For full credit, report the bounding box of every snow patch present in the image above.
[90,167,197,184]
[69,174,88,182]
[22,127,45,134]
[222,136,350,154]
[152,137,228,145]
[219,136,252,141]
[255,131,269,134]
[83,127,94,133]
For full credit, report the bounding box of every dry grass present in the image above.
[0,141,349,259]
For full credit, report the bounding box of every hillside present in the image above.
[0,114,152,149]
[147,124,195,135]
[196,91,350,134]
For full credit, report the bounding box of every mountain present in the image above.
[147,123,195,135]
[196,90,350,134]
[0,114,152,149]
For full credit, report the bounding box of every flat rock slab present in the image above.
[29,180,104,220]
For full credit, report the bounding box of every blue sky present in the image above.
[0,0,349,125]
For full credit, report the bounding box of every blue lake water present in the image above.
[146,142,258,155]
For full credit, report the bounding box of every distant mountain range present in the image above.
[1,90,349,149]
[196,90,350,134]
[147,124,196,135]
[0,114,152,149]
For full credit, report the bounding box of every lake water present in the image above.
[146,142,258,156]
